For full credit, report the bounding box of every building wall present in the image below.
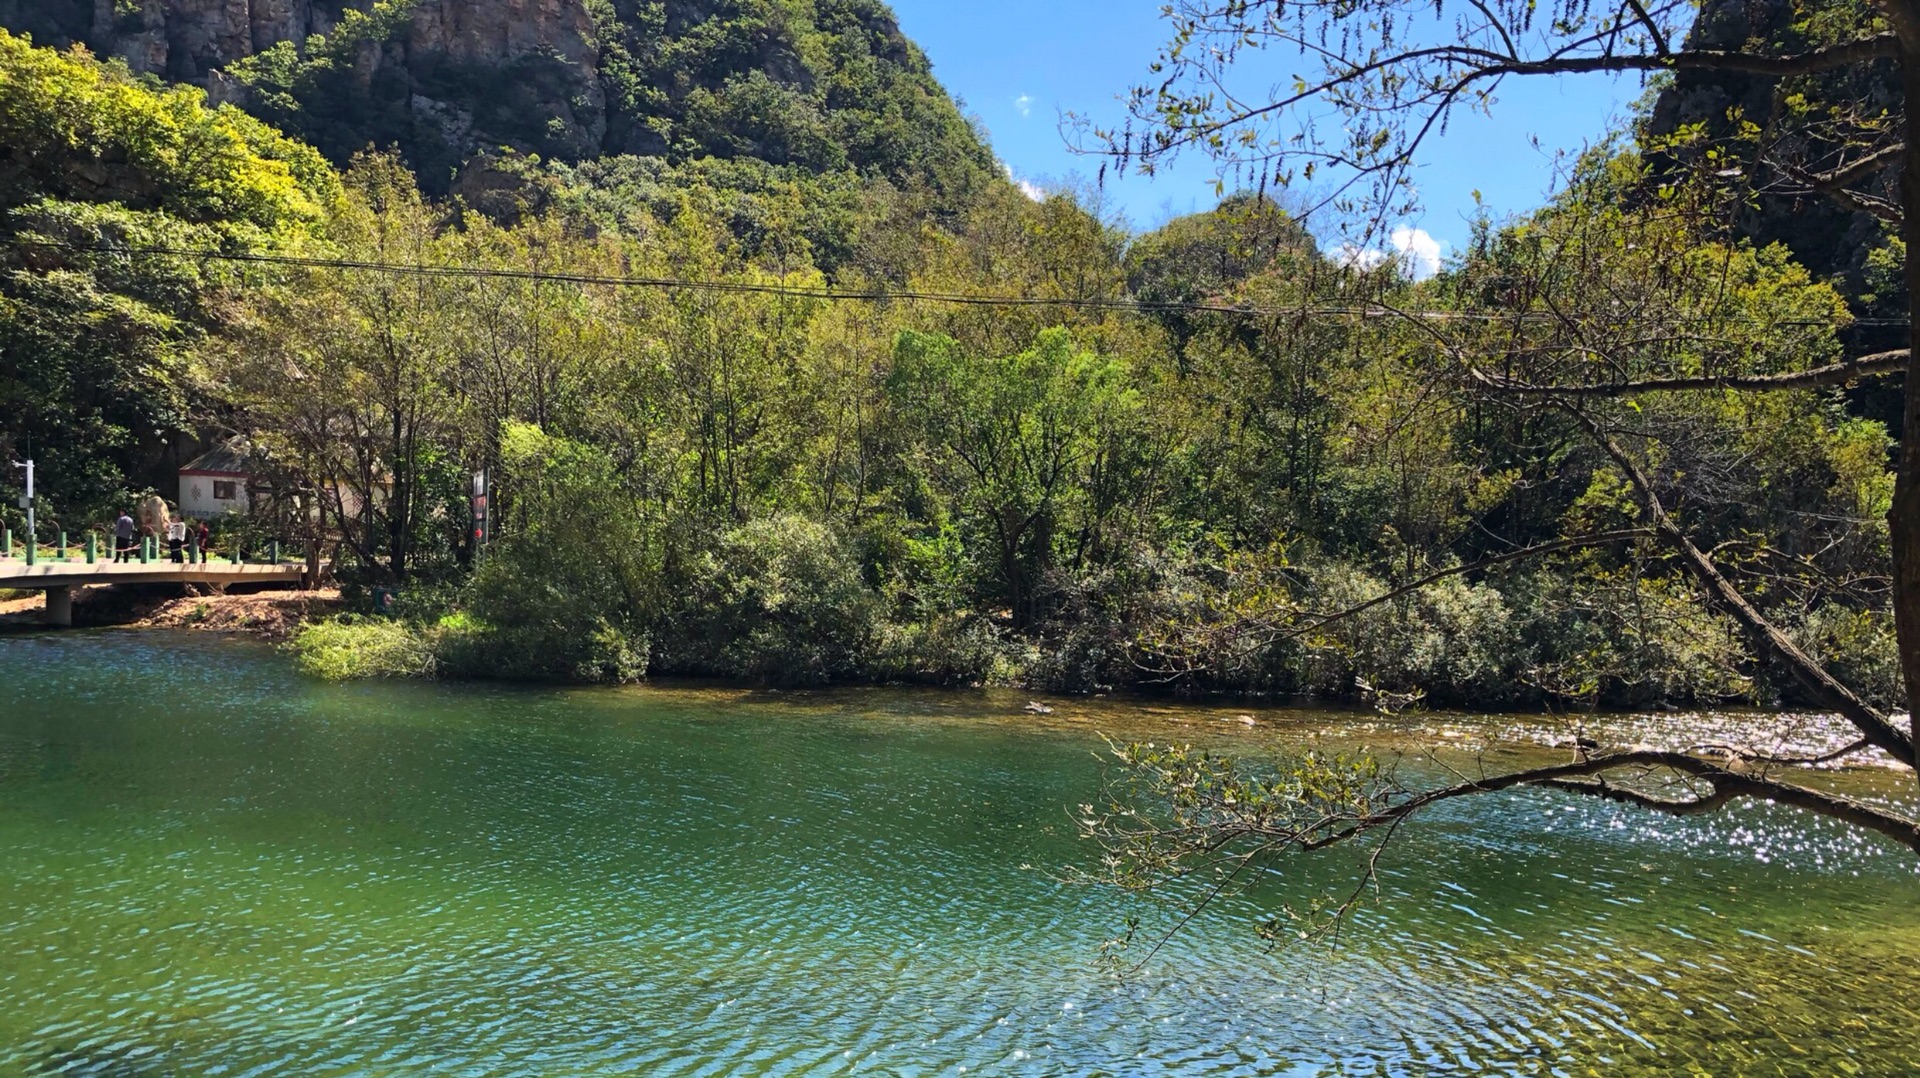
[178,472,249,519]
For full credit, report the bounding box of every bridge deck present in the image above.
[0,560,307,589]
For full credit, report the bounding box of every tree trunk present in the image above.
[997,509,1026,632]
[1898,51,1920,774]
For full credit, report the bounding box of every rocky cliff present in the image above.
[1643,0,1900,307]
[0,0,992,200]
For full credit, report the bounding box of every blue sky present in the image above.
[889,0,1652,267]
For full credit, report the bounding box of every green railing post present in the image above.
[86,533,97,564]
[269,540,281,564]
[57,531,67,560]
[24,536,35,566]
[189,534,200,564]
[2,528,10,559]
[139,536,151,564]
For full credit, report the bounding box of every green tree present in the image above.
[226,156,462,580]
[0,31,337,529]
[443,422,660,682]
[888,327,1138,629]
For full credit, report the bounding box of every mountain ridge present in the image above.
[0,0,995,202]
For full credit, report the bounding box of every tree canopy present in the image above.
[0,31,340,530]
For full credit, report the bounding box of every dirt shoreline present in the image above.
[0,585,342,641]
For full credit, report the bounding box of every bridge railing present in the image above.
[1,527,317,569]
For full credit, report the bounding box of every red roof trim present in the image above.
[179,469,249,479]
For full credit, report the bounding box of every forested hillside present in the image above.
[0,24,1898,714]
[0,0,995,206]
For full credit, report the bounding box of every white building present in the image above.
[177,441,255,519]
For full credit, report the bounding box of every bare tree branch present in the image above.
[1534,777,1738,815]
[1272,750,1920,853]
[1489,34,1899,77]
[1799,182,1907,225]
[1692,737,1874,766]
[1470,349,1909,396]
[1565,407,1917,767]
[1790,142,1906,191]
[1291,529,1654,637]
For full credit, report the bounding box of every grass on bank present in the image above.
[292,615,435,680]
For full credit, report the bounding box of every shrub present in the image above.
[1792,604,1902,713]
[443,423,661,684]
[658,513,882,684]
[1505,567,1754,708]
[1289,563,1522,704]
[290,616,434,680]
[867,613,1024,686]
[435,608,650,684]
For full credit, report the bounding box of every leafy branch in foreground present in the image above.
[1080,737,1920,961]
[1077,146,1919,961]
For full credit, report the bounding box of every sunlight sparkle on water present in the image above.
[2,633,1918,1074]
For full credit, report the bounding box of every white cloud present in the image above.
[1001,162,1047,202]
[1391,227,1444,279]
[1334,244,1390,272]
[1335,227,1446,280]
[1014,93,1034,117]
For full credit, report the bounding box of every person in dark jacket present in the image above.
[114,510,135,562]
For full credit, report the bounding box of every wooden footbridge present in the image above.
[1,551,309,626]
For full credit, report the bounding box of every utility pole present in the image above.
[11,456,31,559]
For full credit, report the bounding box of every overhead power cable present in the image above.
[15,239,1911,328]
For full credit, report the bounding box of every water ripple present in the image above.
[3,634,1919,1074]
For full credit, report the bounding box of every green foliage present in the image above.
[444,423,660,683]
[248,149,1897,706]
[1793,604,1904,713]
[659,513,881,684]
[221,1,468,183]
[0,32,339,528]
[602,0,995,200]
[291,615,435,680]
[888,327,1139,628]
[1081,737,1394,938]
[210,0,994,212]
[0,29,337,230]
[225,2,422,119]
[2,22,1890,713]
[0,209,200,524]
[491,152,870,270]
[1125,193,1318,353]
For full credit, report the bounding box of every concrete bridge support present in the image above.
[43,587,73,627]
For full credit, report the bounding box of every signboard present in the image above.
[470,471,489,546]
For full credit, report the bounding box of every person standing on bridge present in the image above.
[166,515,186,563]
[194,519,210,564]
[114,509,134,563]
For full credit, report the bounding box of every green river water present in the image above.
[2,632,1918,1076]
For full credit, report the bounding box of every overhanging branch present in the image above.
[1491,33,1899,77]
[1282,750,1920,854]
[1291,529,1653,637]
[1791,143,1906,191]
[1471,350,1909,396]
[1565,407,1917,768]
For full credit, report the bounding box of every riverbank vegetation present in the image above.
[0,28,1903,716]
[1068,0,1920,938]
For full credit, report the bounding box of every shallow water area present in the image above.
[2,632,1917,1075]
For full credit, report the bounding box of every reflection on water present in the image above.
[1,633,1917,1075]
